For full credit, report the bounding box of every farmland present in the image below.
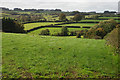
[80,20,120,23]
[2,33,119,78]
[28,27,88,35]
[99,17,119,20]
[24,22,62,30]
[1,7,120,79]
[59,23,97,27]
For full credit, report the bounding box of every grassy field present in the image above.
[24,22,62,30]
[80,20,120,23]
[99,17,119,19]
[80,20,101,22]
[28,27,88,35]
[59,23,97,27]
[2,33,118,78]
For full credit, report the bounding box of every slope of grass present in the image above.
[105,27,120,49]
[24,22,62,30]
[28,27,88,35]
[2,33,119,78]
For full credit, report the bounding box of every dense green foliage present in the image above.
[76,30,88,38]
[2,33,119,78]
[73,14,83,22]
[85,19,117,39]
[97,19,117,33]
[95,28,106,39]
[2,17,25,33]
[59,13,67,22]
[61,26,69,36]
[40,29,50,35]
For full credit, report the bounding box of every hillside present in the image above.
[2,33,119,78]
[105,27,120,49]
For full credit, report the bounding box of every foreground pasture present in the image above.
[2,33,118,78]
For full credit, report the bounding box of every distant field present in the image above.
[24,22,62,30]
[2,33,118,78]
[59,23,97,27]
[99,17,119,19]
[66,16,74,20]
[80,20,120,23]
[80,20,101,22]
[28,27,88,35]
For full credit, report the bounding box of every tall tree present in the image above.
[2,17,25,33]
[59,13,66,21]
[73,14,83,22]
[61,26,69,36]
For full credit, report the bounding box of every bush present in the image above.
[95,28,106,39]
[116,24,120,28]
[76,32,81,38]
[93,36,102,39]
[51,32,63,36]
[70,31,77,36]
[86,19,117,39]
[40,29,50,35]
[2,17,25,33]
[61,26,69,36]
[97,19,117,33]
[76,30,88,38]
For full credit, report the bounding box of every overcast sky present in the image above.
[0,0,119,2]
[0,0,119,12]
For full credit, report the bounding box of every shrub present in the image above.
[86,19,117,39]
[93,36,102,39]
[116,24,120,28]
[97,19,117,33]
[76,30,88,38]
[40,29,50,35]
[95,28,106,39]
[61,26,69,36]
[70,31,77,36]
[76,32,81,38]
[51,32,62,36]
[2,17,25,33]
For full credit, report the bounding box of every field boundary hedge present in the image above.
[23,19,120,24]
[26,25,90,33]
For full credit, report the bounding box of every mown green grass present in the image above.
[24,22,62,30]
[2,33,119,78]
[59,23,97,27]
[28,27,88,35]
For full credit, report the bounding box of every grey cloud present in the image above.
[0,2,118,12]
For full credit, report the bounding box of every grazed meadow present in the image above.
[1,8,120,79]
[2,33,119,78]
